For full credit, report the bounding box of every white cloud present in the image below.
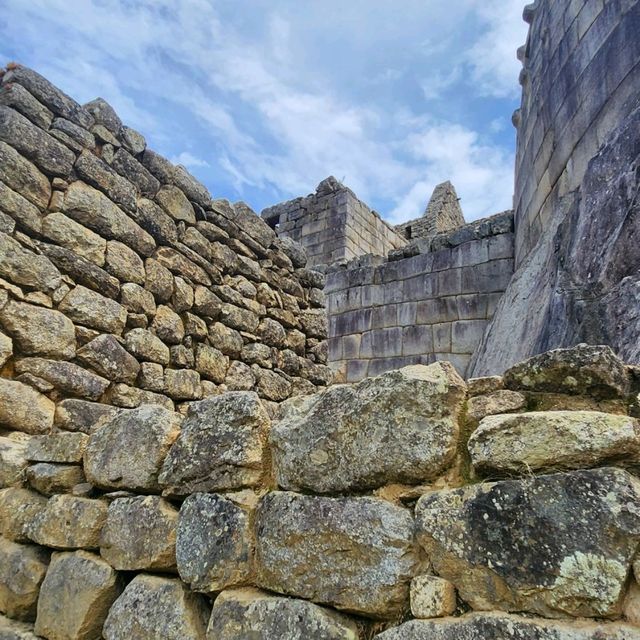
[171,151,210,168]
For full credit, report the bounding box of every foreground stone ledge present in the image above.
[100,495,178,571]
[415,467,640,619]
[159,392,269,496]
[207,587,360,639]
[271,362,465,494]
[468,411,640,475]
[373,612,640,639]
[177,492,254,593]
[35,550,121,640]
[84,405,182,492]
[255,491,419,619]
[102,574,210,640]
[0,537,49,621]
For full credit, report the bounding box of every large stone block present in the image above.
[100,495,178,571]
[207,588,360,640]
[0,379,54,434]
[0,141,50,210]
[41,212,106,265]
[0,300,76,360]
[415,467,640,618]
[76,334,140,384]
[159,392,269,496]
[54,399,121,434]
[504,345,630,399]
[0,538,49,621]
[63,181,155,256]
[0,614,42,638]
[103,574,210,640]
[0,488,47,542]
[469,411,640,475]
[0,232,61,292]
[373,612,640,639]
[26,432,88,463]
[29,495,107,550]
[177,493,253,593]
[25,464,85,496]
[34,551,121,640]
[58,286,127,335]
[271,362,465,493]
[85,405,182,492]
[124,328,170,365]
[0,434,29,488]
[255,491,419,619]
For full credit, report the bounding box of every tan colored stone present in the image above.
[410,575,457,619]
[41,213,106,266]
[155,184,196,223]
[35,550,122,640]
[105,240,145,285]
[85,405,182,492]
[0,538,49,621]
[26,432,88,464]
[100,495,178,571]
[59,285,127,334]
[467,375,504,396]
[164,369,202,401]
[151,305,184,344]
[124,328,170,365]
[103,574,210,640]
[54,399,122,435]
[0,232,61,291]
[76,333,140,384]
[0,379,54,434]
[0,488,47,542]
[194,344,228,383]
[0,613,42,638]
[0,433,29,488]
[0,141,51,210]
[29,495,107,550]
[26,464,85,496]
[466,389,527,422]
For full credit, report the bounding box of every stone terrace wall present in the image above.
[514,0,640,263]
[261,176,406,268]
[326,211,514,382]
[0,64,333,418]
[3,344,640,638]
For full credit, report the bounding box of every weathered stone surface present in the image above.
[105,240,145,285]
[275,236,307,268]
[159,392,269,496]
[374,612,640,639]
[76,333,140,384]
[0,82,53,129]
[467,375,504,396]
[0,435,29,488]
[172,276,194,312]
[0,488,47,542]
[100,495,178,571]
[208,322,242,357]
[207,587,359,640]
[26,464,85,496]
[271,363,465,493]
[84,98,121,133]
[0,332,11,368]
[466,389,526,422]
[410,575,456,619]
[0,538,49,621]
[85,405,182,492]
[177,493,253,592]
[0,181,43,235]
[155,184,196,223]
[255,491,419,618]
[255,368,291,402]
[165,368,201,401]
[26,432,88,464]
[503,345,630,399]
[63,181,155,256]
[59,285,127,334]
[105,384,174,411]
[103,574,210,640]
[34,550,121,640]
[41,212,106,265]
[172,165,211,208]
[0,613,42,639]
[194,344,228,383]
[0,232,61,292]
[15,358,109,401]
[132,198,178,246]
[0,300,75,359]
[156,247,211,286]
[124,328,170,365]
[151,305,184,344]
[0,105,75,177]
[415,467,640,619]
[0,141,50,210]
[225,361,256,391]
[469,411,640,475]
[50,118,95,151]
[112,149,159,197]
[120,282,155,316]
[29,495,107,550]
[0,379,54,434]
[75,150,136,211]
[54,399,121,434]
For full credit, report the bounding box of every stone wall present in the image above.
[0,64,333,417]
[261,176,406,268]
[471,0,640,375]
[326,212,514,381]
[3,344,640,638]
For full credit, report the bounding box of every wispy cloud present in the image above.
[0,0,528,222]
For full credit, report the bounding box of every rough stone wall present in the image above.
[0,64,333,416]
[326,212,514,381]
[3,344,640,638]
[471,0,640,375]
[261,176,406,268]
[395,181,465,241]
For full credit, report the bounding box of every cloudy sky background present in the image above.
[0,0,528,224]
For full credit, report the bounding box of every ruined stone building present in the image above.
[0,0,640,639]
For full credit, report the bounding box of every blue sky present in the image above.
[0,0,528,224]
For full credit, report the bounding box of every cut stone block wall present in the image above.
[0,64,332,416]
[261,176,406,268]
[326,212,514,381]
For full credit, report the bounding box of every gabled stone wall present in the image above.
[326,211,514,381]
[0,65,333,418]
